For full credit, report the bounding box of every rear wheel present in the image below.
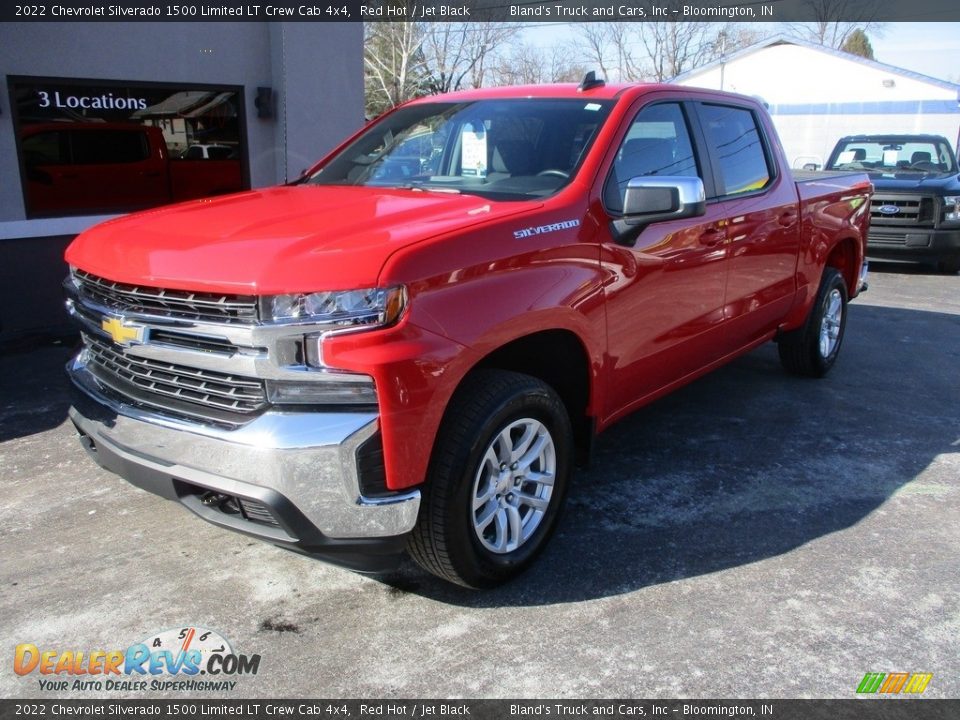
[778,267,848,377]
[407,370,572,588]
[937,256,960,274]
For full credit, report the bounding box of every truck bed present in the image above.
[794,170,872,206]
[793,169,867,183]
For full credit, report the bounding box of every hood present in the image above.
[66,186,533,294]
[866,171,960,192]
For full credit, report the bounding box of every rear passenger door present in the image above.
[692,102,800,351]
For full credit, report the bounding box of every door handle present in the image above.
[778,211,798,227]
[699,228,727,247]
[141,171,162,178]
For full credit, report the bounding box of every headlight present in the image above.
[943,196,960,223]
[267,286,406,373]
[268,286,406,327]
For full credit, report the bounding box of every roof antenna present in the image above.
[578,71,605,92]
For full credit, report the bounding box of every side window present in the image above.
[22,131,67,166]
[70,130,150,164]
[699,104,771,197]
[604,102,699,214]
[207,146,234,160]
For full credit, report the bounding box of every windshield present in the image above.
[827,139,957,174]
[306,99,615,200]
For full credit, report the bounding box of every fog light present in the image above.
[265,377,377,405]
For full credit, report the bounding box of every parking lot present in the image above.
[1,264,958,699]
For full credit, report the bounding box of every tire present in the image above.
[408,370,573,588]
[937,256,960,274]
[778,267,848,377]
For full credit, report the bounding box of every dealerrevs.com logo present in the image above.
[14,626,260,693]
[856,672,933,695]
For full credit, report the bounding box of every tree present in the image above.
[575,19,766,82]
[841,29,875,59]
[364,20,428,118]
[576,24,617,82]
[364,21,522,115]
[640,21,730,81]
[786,0,885,49]
[420,23,519,94]
[493,43,588,86]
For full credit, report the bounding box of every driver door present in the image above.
[598,99,731,419]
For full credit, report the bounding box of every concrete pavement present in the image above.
[1,264,957,699]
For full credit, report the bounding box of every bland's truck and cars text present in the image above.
[62,79,873,588]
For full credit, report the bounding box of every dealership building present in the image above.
[0,22,364,342]
[673,35,960,170]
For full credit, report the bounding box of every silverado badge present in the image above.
[101,316,147,347]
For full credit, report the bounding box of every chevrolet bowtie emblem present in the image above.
[101,316,147,347]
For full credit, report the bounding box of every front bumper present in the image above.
[867,225,960,263]
[67,355,420,572]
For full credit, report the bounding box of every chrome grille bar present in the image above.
[74,269,258,324]
[84,334,267,415]
[869,194,935,227]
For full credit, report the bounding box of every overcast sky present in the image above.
[523,22,960,84]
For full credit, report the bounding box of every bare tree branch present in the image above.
[575,16,768,83]
[421,23,519,94]
[492,42,588,86]
[784,0,886,49]
[364,19,428,117]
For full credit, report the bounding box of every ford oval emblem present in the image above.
[879,205,901,215]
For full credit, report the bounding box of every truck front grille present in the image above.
[73,269,258,324]
[83,333,267,423]
[870,194,935,227]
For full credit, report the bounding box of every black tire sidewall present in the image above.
[445,383,572,587]
[811,268,848,374]
[938,256,960,274]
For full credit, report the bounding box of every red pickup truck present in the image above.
[64,81,872,588]
[21,123,242,216]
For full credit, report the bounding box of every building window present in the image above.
[9,77,247,218]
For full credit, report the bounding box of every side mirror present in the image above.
[611,176,706,243]
[802,163,820,171]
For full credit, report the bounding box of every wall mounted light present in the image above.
[255,87,273,119]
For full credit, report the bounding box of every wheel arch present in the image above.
[456,329,596,465]
[824,236,861,297]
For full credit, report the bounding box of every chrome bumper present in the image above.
[67,354,420,570]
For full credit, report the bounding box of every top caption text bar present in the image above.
[4,0,960,23]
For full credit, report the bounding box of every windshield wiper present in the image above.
[409,185,461,194]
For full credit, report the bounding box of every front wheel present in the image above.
[778,267,848,377]
[407,370,572,588]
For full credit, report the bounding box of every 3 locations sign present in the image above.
[9,77,247,217]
